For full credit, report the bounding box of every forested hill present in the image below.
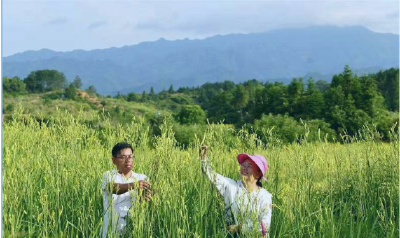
[3,66,399,145]
[3,26,399,95]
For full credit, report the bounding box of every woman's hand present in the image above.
[199,144,208,161]
[227,224,242,234]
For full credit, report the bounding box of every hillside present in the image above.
[3,26,399,95]
[2,90,195,126]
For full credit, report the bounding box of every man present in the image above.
[101,142,152,237]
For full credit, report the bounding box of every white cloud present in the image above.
[88,21,107,30]
[45,17,68,26]
[2,0,399,56]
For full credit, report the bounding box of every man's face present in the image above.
[112,148,134,174]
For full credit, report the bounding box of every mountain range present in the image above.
[3,25,399,95]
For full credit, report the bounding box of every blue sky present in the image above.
[3,0,399,56]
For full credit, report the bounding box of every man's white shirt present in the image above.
[101,169,147,238]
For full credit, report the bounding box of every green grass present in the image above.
[2,109,399,237]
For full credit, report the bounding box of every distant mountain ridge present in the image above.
[3,25,399,95]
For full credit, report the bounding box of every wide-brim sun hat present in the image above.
[237,154,268,180]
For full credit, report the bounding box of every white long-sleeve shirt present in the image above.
[101,169,148,238]
[202,161,272,236]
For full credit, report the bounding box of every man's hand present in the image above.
[144,189,152,201]
[111,180,152,196]
[137,180,152,202]
[138,189,152,202]
[137,180,151,190]
[199,144,208,161]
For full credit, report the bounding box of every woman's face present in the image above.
[239,158,262,180]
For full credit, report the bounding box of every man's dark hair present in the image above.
[112,142,133,157]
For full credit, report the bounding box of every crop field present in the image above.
[2,108,399,237]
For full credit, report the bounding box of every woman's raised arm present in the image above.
[199,145,236,196]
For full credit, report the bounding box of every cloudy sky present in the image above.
[3,0,399,56]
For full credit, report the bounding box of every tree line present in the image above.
[188,66,398,140]
[3,66,399,143]
[3,69,97,99]
[142,66,398,142]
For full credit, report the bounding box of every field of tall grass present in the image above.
[3,108,399,237]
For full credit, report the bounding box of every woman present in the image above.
[199,145,272,237]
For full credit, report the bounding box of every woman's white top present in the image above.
[202,161,272,235]
[101,169,147,238]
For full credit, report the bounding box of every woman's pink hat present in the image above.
[237,154,268,180]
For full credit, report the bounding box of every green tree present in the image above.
[158,90,168,100]
[331,65,352,91]
[302,79,325,119]
[115,92,125,100]
[73,76,83,89]
[141,91,147,102]
[87,85,97,95]
[173,124,207,148]
[287,78,305,116]
[254,83,288,118]
[3,76,26,93]
[288,78,304,98]
[254,114,303,144]
[221,80,236,91]
[148,86,155,100]
[127,93,138,102]
[197,88,209,106]
[24,70,67,92]
[64,83,76,100]
[168,85,174,94]
[208,90,235,123]
[331,66,362,105]
[232,85,249,109]
[178,105,206,125]
[341,94,371,135]
[359,76,385,117]
[324,86,346,130]
[315,80,330,92]
[375,68,399,111]
[177,87,190,93]
[243,80,263,105]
